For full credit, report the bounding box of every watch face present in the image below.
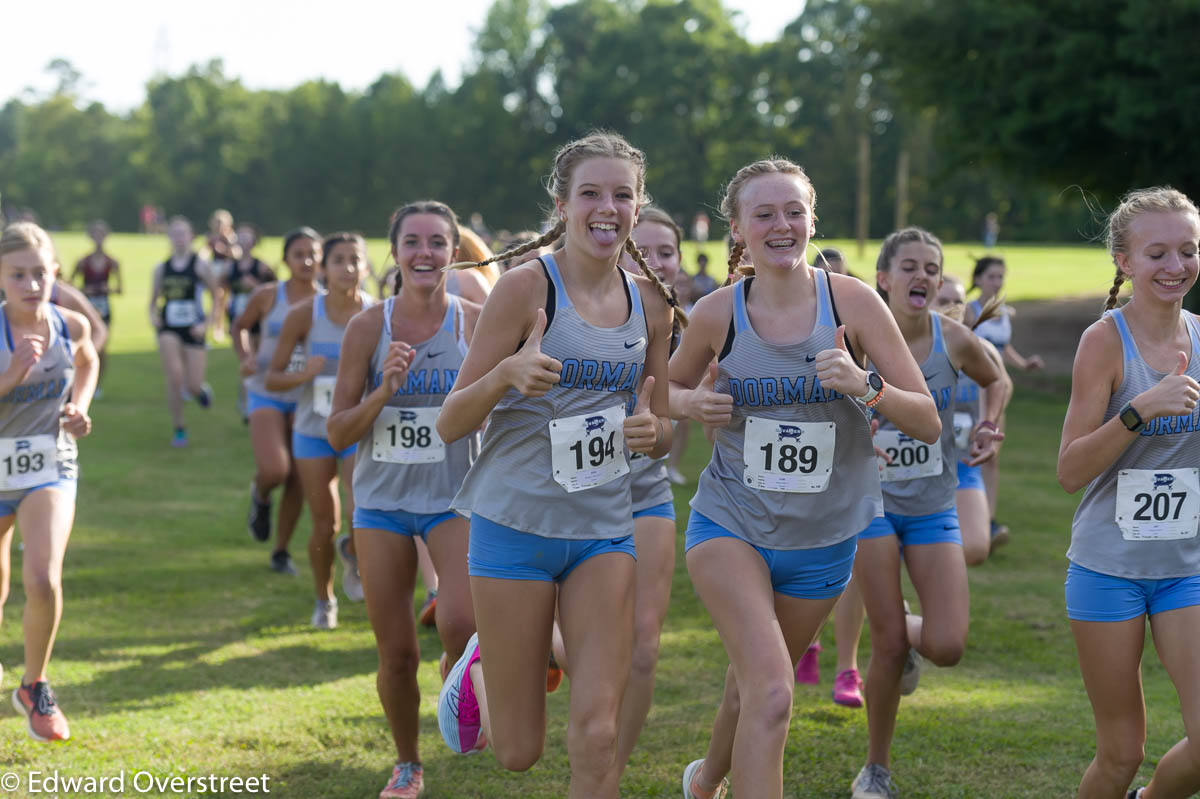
[867,372,884,391]
[1120,407,1141,429]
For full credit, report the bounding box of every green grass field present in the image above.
[0,233,1177,798]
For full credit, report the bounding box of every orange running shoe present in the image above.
[418,590,437,628]
[546,653,564,693]
[12,681,70,741]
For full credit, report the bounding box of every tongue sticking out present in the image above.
[591,226,618,246]
[909,291,927,309]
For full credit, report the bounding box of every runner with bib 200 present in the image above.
[669,160,940,799]
[851,227,1005,799]
[435,132,677,799]
[326,202,480,799]
[1059,187,1200,799]
[266,233,373,630]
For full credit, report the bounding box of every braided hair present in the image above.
[1102,187,1199,313]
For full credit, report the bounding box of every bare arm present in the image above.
[327,308,399,451]
[232,284,274,374]
[112,260,123,295]
[265,301,320,392]
[63,310,98,416]
[667,288,733,426]
[148,264,164,331]
[947,318,1007,464]
[1057,319,1198,493]
[625,277,673,458]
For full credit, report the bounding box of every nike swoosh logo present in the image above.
[805,355,816,362]
[942,525,956,531]
[427,352,443,359]
[825,579,843,587]
[923,373,937,382]
[624,339,645,349]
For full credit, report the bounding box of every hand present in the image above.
[870,418,892,464]
[688,362,733,427]
[382,341,417,395]
[60,402,92,438]
[624,376,660,453]
[5,335,45,384]
[305,355,328,378]
[967,422,1005,466]
[814,325,868,398]
[239,355,257,377]
[1025,354,1044,372]
[190,323,209,342]
[505,308,561,397]
[1134,351,1199,420]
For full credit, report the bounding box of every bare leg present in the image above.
[834,576,865,674]
[18,488,76,683]
[156,333,186,429]
[182,344,207,397]
[422,517,474,664]
[1143,605,1200,798]
[416,536,438,593]
[957,487,991,566]
[294,457,339,602]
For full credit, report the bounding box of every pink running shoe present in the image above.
[438,633,484,754]
[832,668,864,708]
[795,643,821,685]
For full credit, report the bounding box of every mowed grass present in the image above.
[0,231,1178,797]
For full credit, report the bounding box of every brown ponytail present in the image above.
[446,218,565,273]
[971,292,1007,330]
[1104,268,1125,312]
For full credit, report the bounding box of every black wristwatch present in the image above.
[1118,401,1146,433]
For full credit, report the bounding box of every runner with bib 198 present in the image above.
[669,159,940,799]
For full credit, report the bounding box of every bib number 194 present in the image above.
[549,405,629,493]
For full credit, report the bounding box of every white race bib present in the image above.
[0,435,57,491]
[742,417,835,493]
[876,429,943,482]
[285,345,306,374]
[372,406,445,464]
[1116,468,1200,541]
[88,295,110,317]
[953,411,973,452]
[165,299,199,327]
[312,375,336,418]
[549,404,629,493]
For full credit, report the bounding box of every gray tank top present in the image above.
[294,292,372,439]
[690,270,882,549]
[1068,308,1200,579]
[954,371,981,463]
[353,296,480,513]
[244,282,311,402]
[872,312,958,516]
[0,305,78,496]
[971,299,1011,350]
[452,254,647,539]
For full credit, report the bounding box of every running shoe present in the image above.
[547,652,564,693]
[197,383,213,408]
[1126,790,1144,799]
[851,763,897,799]
[419,590,438,628]
[12,681,70,741]
[438,632,485,754]
[379,761,424,799]
[337,534,364,602]
[832,668,864,708]
[667,466,687,485]
[270,550,297,576]
[795,642,821,684]
[171,428,188,448]
[247,482,271,542]
[682,758,729,799]
[312,598,338,630]
[900,647,922,696]
[989,520,1010,553]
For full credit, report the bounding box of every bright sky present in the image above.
[2,0,803,111]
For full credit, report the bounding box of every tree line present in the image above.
[2,0,1193,245]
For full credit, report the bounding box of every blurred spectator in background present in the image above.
[983,211,1000,248]
[691,252,718,298]
[692,211,710,242]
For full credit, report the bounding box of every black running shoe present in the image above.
[270,550,297,576]
[247,482,271,542]
[197,383,213,408]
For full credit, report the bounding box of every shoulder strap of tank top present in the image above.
[313,293,325,323]
[1,306,10,351]
[383,296,395,343]
[1108,307,1138,362]
[621,268,644,322]
[187,252,198,275]
[732,276,752,335]
[276,281,288,307]
[813,268,835,329]
[440,295,458,334]
[969,299,982,315]
[542,253,571,310]
[446,270,460,295]
[51,306,70,348]
[931,312,947,355]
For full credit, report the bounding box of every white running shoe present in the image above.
[852,763,898,799]
[682,759,728,799]
[899,647,922,696]
[312,598,339,630]
[337,534,364,602]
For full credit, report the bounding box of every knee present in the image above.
[436,613,475,659]
[741,675,794,732]
[257,463,289,489]
[376,643,420,681]
[494,738,543,772]
[568,712,619,767]
[23,571,60,604]
[922,630,966,667]
[1097,739,1145,779]
[962,542,988,567]
[870,622,911,664]
[630,619,663,678]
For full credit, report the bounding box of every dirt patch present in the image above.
[1008,296,1104,377]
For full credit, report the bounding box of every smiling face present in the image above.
[393,213,457,292]
[1,247,57,310]
[729,173,815,274]
[1117,210,1200,305]
[556,156,640,262]
[619,220,681,283]
[878,241,943,317]
[284,236,320,282]
[323,240,367,292]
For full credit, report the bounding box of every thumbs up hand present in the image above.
[624,375,662,454]
[1133,349,1200,422]
[687,361,733,428]
[815,325,869,398]
[505,308,562,397]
